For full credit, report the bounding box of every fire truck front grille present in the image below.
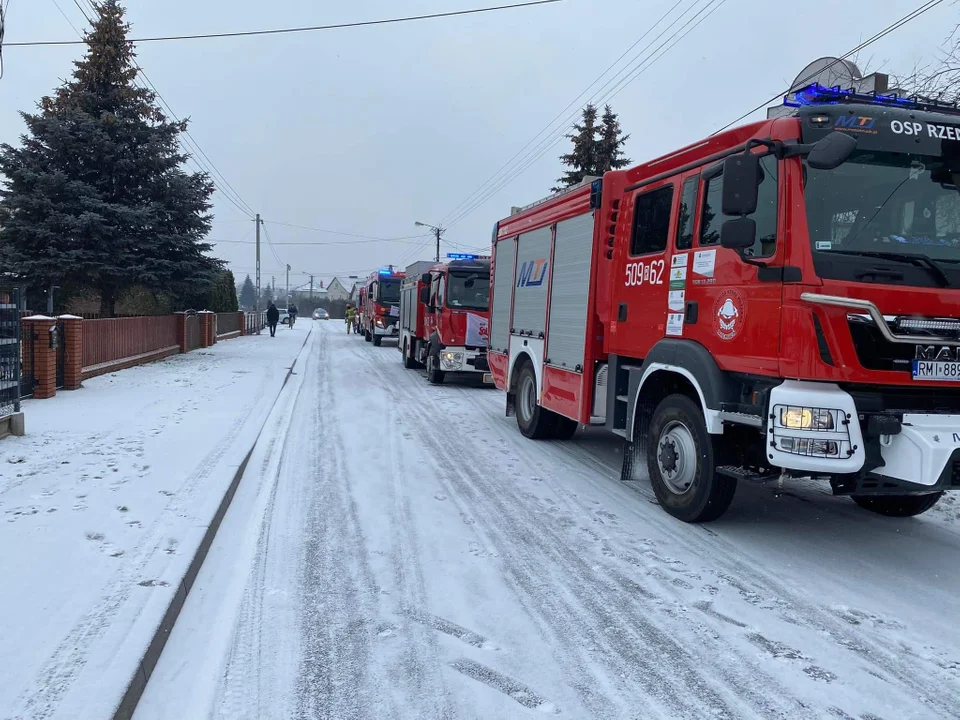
[847,318,915,372]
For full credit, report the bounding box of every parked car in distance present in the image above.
[312,308,329,320]
[278,309,290,325]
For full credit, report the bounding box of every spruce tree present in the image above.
[596,104,631,174]
[0,0,220,317]
[239,274,256,309]
[554,104,600,191]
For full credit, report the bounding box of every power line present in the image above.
[7,0,563,47]
[444,0,727,228]
[211,235,428,246]
[261,224,286,268]
[439,0,688,227]
[263,220,426,242]
[713,0,946,134]
[64,0,256,219]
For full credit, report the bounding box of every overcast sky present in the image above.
[1,0,954,292]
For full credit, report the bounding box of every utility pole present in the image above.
[285,264,291,305]
[309,275,314,299]
[415,221,445,262]
[255,214,262,310]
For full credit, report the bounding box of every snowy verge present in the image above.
[0,324,312,720]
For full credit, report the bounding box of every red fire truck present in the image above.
[361,267,404,346]
[488,84,960,523]
[398,254,492,384]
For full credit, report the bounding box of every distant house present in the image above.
[326,277,351,301]
[349,283,360,303]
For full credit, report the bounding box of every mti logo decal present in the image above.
[835,115,876,130]
[517,259,548,287]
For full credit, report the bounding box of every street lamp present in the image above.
[415,221,445,262]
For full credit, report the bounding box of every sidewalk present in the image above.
[0,323,310,720]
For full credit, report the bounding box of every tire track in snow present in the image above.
[15,355,278,720]
[374,356,792,719]
[452,375,959,718]
[294,327,381,720]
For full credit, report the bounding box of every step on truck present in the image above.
[487,84,960,523]
[362,267,404,346]
[399,254,493,384]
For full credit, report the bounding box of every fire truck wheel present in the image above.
[402,340,417,369]
[851,492,943,517]
[515,364,552,439]
[373,334,383,346]
[552,416,579,441]
[647,394,736,523]
[426,354,445,384]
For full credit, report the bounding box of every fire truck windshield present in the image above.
[447,272,490,310]
[377,279,400,304]
[804,151,960,281]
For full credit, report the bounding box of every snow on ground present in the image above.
[0,323,310,720]
[137,322,960,720]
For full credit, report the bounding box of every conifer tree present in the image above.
[0,1,220,316]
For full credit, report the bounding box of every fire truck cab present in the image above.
[489,84,960,522]
[362,267,404,346]
[399,254,492,384]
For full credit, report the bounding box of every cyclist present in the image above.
[287,302,298,329]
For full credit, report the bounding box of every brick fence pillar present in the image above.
[237,311,245,337]
[197,312,212,348]
[175,312,188,353]
[23,316,57,399]
[59,315,83,390]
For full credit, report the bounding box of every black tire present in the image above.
[646,393,736,523]
[364,327,372,342]
[372,333,383,347]
[851,493,943,517]
[426,354,445,384]
[552,416,579,441]
[514,363,553,439]
[402,340,417,369]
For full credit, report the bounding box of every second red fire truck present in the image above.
[398,254,492,384]
[361,267,404,346]
[488,84,960,523]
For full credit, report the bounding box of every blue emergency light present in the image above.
[377,268,393,275]
[784,83,958,114]
[447,253,476,260]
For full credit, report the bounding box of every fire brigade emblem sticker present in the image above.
[714,289,745,341]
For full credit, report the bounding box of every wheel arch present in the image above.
[627,340,737,439]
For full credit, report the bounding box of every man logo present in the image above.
[517,259,548,288]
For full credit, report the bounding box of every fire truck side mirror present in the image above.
[419,287,430,305]
[721,153,760,216]
[720,217,757,251]
[806,131,857,170]
[421,273,431,284]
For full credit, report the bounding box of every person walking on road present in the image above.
[345,304,357,335]
[267,302,280,337]
[287,302,298,329]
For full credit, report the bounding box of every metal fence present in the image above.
[82,316,179,370]
[245,312,266,335]
[185,314,202,351]
[216,312,241,336]
[0,291,22,413]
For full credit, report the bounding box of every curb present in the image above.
[112,328,313,720]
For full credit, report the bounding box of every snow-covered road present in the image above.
[136,322,960,720]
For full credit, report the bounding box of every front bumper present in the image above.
[373,321,399,336]
[439,347,489,375]
[767,381,960,493]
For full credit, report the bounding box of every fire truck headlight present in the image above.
[778,406,834,430]
[441,351,464,369]
[374,317,385,328]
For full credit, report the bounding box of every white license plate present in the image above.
[912,360,960,382]
[482,373,493,384]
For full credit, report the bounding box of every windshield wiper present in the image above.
[824,249,953,288]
